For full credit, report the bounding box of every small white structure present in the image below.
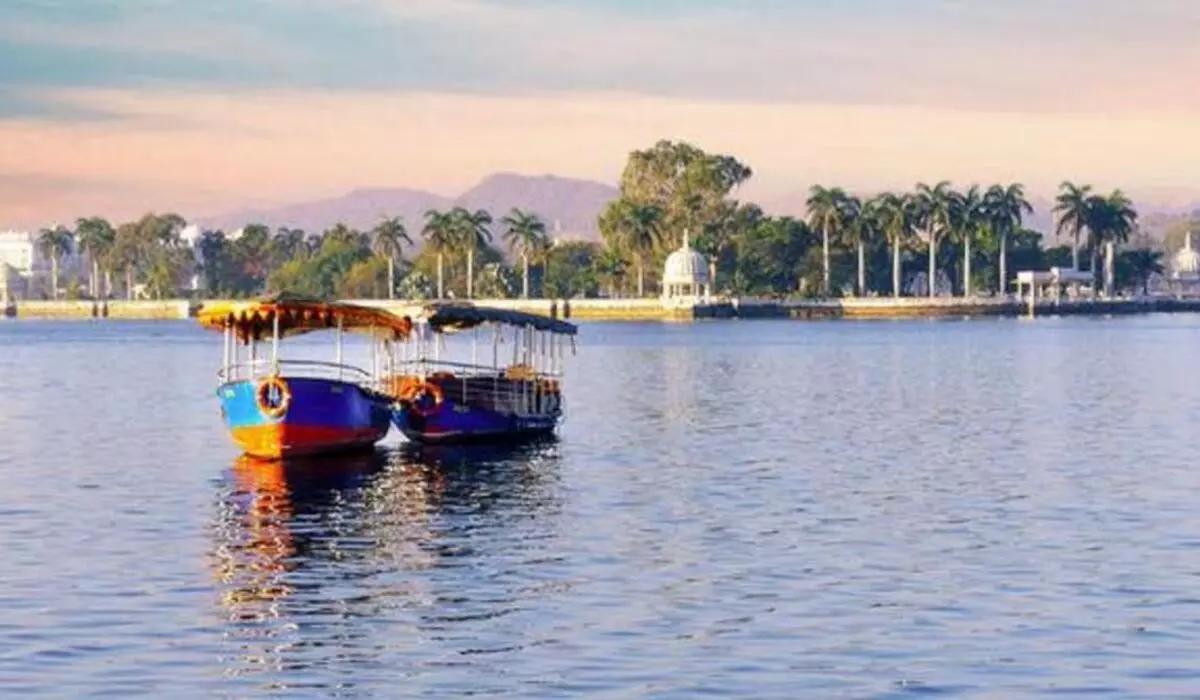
[1014,266,1094,303]
[1169,232,1200,297]
[661,230,710,305]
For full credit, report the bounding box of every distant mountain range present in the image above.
[198,173,1200,245]
[196,173,619,243]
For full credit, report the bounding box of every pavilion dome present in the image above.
[1175,232,1200,277]
[662,231,710,287]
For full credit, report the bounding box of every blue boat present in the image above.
[197,294,413,460]
[385,303,577,445]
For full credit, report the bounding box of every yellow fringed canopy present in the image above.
[196,293,413,343]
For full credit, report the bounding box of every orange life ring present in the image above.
[391,375,424,401]
[255,375,291,419]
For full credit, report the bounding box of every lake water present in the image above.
[3,315,1200,698]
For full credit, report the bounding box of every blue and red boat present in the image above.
[197,294,413,460]
[385,303,577,445]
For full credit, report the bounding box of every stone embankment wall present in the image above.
[3,300,193,319]
[5,296,1200,322]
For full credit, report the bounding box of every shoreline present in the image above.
[5,296,1200,322]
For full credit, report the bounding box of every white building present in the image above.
[0,229,42,276]
[1170,232,1200,297]
[0,230,46,300]
[661,230,711,306]
[0,228,87,299]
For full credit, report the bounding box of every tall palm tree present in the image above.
[913,181,954,297]
[450,207,493,298]
[421,210,456,299]
[37,225,74,299]
[954,185,986,297]
[806,186,847,296]
[984,184,1033,295]
[867,193,912,298]
[1087,190,1138,296]
[74,217,115,299]
[610,202,663,298]
[837,195,871,296]
[500,208,549,299]
[1054,181,1093,271]
[370,216,412,299]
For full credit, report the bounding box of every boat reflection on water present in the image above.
[208,438,563,687]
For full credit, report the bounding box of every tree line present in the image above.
[28,140,1168,301]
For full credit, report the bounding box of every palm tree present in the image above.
[500,208,549,299]
[450,207,493,298]
[1124,248,1163,295]
[984,184,1033,295]
[913,181,954,297]
[421,210,456,299]
[867,193,912,298]
[1088,190,1138,296]
[837,195,871,296]
[74,217,115,299]
[806,186,847,296]
[37,225,74,299]
[1054,181,1093,271]
[616,203,663,298]
[370,216,412,299]
[954,185,986,297]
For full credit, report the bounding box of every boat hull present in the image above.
[218,377,392,460]
[391,401,559,445]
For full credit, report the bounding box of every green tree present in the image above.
[370,216,412,300]
[421,209,456,299]
[913,181,955,297]
[449,207,493,299]
[542,242,599,298]
[1117,248,1163,295]
[805,185,848,296]
[953,185,986,297]
[866,193,913,298]
[837,194,875,297]
[1086,190,1138,295]
[74,217,115,298]
[617,140,752,249]
[984,184,1033,295]
[36,225,74,299]
[1054,181,1093,271]
[599,200,663,297]
[500,208,549,298]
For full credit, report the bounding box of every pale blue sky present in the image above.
[2,0,1199,225]
[4,0,1197,115]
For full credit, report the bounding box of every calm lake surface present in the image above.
[3,315,1200,698]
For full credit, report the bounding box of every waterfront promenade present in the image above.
[6,296,1200,322]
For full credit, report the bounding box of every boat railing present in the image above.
[218,358,374,385]
[393,359,563,380]
[386,359,564,416]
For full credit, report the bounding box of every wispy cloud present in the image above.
[2,0,1200,226]
[3,0,1199,116]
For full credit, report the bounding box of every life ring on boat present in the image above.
[409,381,444,417]
[255,375,291,419]
[392,375,424,401]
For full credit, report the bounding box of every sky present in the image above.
[2,0,1200,227]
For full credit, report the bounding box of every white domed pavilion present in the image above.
[1169,232,1200,298]
[661,230,710,305]
[1174,232,1200,280]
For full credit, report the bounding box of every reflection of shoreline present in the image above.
[208,440,562,684]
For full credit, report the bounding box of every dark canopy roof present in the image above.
[419,302,578,335]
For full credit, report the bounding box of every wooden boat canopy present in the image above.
[197,293,413,342]
[417,302,578,335]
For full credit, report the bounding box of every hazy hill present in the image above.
[455,173,617,242]
[197,173,619,243]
